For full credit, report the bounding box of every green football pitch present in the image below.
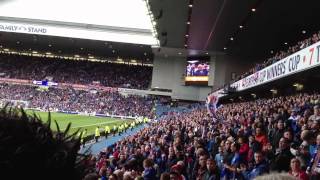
[25,110,133,136]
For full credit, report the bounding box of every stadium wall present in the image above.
[151,54,249,101]
[151,55,212,101]
[212,55,250,90]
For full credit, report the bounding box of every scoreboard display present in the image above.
[185,56,210,86]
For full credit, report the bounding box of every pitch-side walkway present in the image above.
[80,124,146,155]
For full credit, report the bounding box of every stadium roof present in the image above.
[0,0,156,62]
[1,0,320,64]
[0,0,158,45]
[0,32,154,63]
[150,0,320,60]
[0,0,152,29]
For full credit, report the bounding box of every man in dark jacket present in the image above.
[203,158,220,180]
[270,137,294,172]
[269,120,285,149]
[242,151,269,180]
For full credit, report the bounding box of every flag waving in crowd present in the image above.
[206,93,220,118]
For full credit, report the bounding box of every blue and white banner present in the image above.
[33,80,58,86]
[215,41,320,95]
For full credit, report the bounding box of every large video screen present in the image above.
[185,56,210,86]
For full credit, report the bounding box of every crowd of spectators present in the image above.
[83,92,320,180]
[0,54,152,89]
[232,31,320,83]
[0,83,154,118]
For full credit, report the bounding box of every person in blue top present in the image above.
[142,158,157,180]
[224,142,241,179]
[241,151,269,180]
[215,146,224,172]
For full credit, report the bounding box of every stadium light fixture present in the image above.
[187,21,191,25]
[270,89,277,94]
[150,14,154,21]
[185,34,189,37]
[189,4,193,8]
[144,0,160,47]
[152,21,157,26]
[293,83,304,91]
[302,30,306,34]
[223,47,227,50]
[284,42,288,45]
[293,83,303,87]
[205,52,209,55]
[239,25,243,29]
[184,44,188,47]
[230,37,234,41]
[251,8,256,12]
